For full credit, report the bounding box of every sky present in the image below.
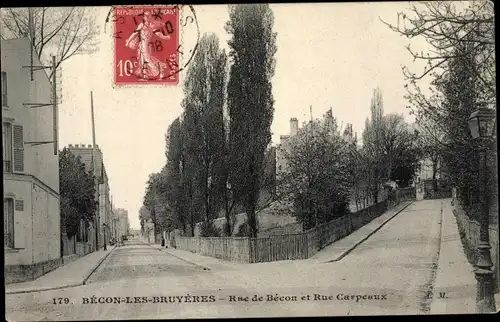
[57,3,431,229]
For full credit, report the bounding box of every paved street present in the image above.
[86,242,203,284]
[3,200,474,319]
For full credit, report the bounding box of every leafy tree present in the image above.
[415,117,446,186]
[143,173,160,238]
[381,113,421,186]
[275,119,351,230]
[362,88,386,203]
[164,118,188,234]
[59,148,97,240]
[139,205,151,234]
[383,1,496,212]
[1,7,99,76]
[225,4,277,237]
[180,33,227,237]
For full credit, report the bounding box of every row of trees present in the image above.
[141,5,426,238]
[59,148,97,249]
[140,4,277,238]
[272,89,421,232]
[382,1,496,213]
[360,88,421,204]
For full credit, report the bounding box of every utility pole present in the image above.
[52,56,58,155]
[28,8,34,81]
[91,91,100,251]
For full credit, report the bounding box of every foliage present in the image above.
[1,7,99,76]
[142,34,228,238]
[274,119,351,230]
[199,220,221,237]
[380,1,495,105]
[225,4,277,237]
[362,89,421,195]
[383,1,496,212]
[181,33,228,230]
[59,148,97,238]
[381,113,421,186]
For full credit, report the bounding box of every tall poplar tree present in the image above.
[225,4,277,237]
[180,33,228,236]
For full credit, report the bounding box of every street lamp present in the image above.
[468,107,497,313]
[103,223,107,251]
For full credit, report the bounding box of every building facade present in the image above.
[276,109,357,177]
[3,38,61,283]
[67,144,114,249]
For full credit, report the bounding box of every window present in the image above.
[4,198,14,248]
[1,71,7,107]
[12,124,24,173]
[3,122,12,172]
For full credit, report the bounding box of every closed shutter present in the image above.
[14,199,25,249]
[13,124,24,173]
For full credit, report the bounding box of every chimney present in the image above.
[75,144,79,148]
[290,117,298,136]
[68,144,73,148]
[88,144,92,148]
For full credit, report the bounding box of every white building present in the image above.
[276,108,357,177]
[2,37,61,283]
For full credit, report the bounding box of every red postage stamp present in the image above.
[113,6,180,86]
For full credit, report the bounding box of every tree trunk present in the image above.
[246,204,258,238]
[224,199,232,236]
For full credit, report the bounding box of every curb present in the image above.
[425,200,445,313]
[326,200,415,263]
[5,282,83,295]
[6,246,117,295]
[150,245,211,271]
[82,246,117,285]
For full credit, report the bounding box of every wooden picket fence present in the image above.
[174,187,416,263]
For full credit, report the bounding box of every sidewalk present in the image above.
[431,199,500,314]
[5,246,115,295]
[150,200,413,269]
[309,200,414,263]
[149,244,245,271]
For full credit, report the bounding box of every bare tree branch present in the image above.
[1,7,99,74]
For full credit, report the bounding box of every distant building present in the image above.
[3,37,61,283]
[67,144,114,249]
[275,108,360,211]
[276,108,357,177]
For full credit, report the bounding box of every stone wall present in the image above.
[452,189,499,292]
[5,257,62,284]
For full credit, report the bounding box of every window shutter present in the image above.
[14,199,26,249]
[1,71,7,107]
[13,124,24,173]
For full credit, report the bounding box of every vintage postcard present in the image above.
[2,2,498,320]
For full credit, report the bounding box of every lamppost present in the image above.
[103,223,107,251]
[468,107,497,313]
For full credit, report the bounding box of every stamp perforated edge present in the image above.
[111,5,182,89]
